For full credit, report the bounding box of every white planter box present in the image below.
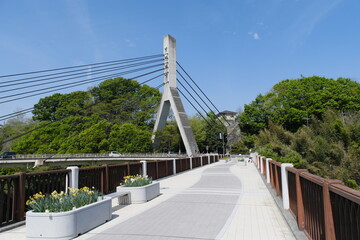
[26,197,112,240]
[116,182,160,204]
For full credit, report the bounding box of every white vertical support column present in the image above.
[140,160,147,176]
[281,163,293,210]
[189,157,193,169]
[173,158,177,175]
[266,158,272,183]
[260,156,264,174]
[208,154,210,165]
[252,152,259,168]
[200,156,203,166]
[66,166,79,191]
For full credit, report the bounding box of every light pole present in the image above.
[222,133,225,154]
[219,133,225,154]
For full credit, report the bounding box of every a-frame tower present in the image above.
[152,35,199,156]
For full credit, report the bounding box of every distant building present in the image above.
[216,110,241,154]
[217,110,237,122]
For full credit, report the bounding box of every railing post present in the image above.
[66,166,79,190]
[260,156,264,174]
[254,154,258,168]
[250,153,257,167]
[266,158,272,183]
[14,172,26,221]
[323,179,341,240]
[297,170,308,230]
[270,161,275,188]
[140,160,147,176]
[208,154,210,165]
[127,162,130,176]
[189,157,193,169]
[281,163,293,210]
[155,160,159,179]
[173,158,177,175]
[274,163,280,196]
[200,156,203,166]
[102,164,109,194]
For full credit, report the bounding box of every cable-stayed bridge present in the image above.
[0,35,230,157]
[1,36,358,240]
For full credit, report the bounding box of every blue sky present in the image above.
[1,0,359,120]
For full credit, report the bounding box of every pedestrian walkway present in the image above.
[1,159,296,240]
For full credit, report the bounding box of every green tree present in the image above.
[10,77,161,154]
[32,91,91,121]
[239,76,360,134]
[90,78,161,126]
[153,122,183,153]
[109,124,153,153]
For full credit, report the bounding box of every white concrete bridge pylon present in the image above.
[152,35,199,157]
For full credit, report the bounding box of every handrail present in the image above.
[329,183,360,203]
[255,153,359,240]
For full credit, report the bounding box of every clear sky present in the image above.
[1,0,359,120]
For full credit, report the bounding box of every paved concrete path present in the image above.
[1,160,296,240]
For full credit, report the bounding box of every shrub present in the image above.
[345,179,359,190]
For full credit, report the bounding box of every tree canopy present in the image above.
[10,77,161,154]
[239,76,360,133]
[234,76,360,188]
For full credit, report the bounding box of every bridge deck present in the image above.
[2,160,297,240]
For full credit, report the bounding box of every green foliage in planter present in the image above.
[121,174,152,187]
[26,187,102,213]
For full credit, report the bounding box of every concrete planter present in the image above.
[26,197,112,240]
[116,182,160,203]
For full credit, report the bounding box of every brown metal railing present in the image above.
[25,169,70,197]
[107,163,130,193]
[79,166,106,193]
[275,162,282,198]
[192,157,201,168]
[176,158,188,173]
[1,155,219,228]
[269,160,276,189]
[147,161,158,180]
[166,160,174,176]
[287,170,298,218]
[202,156,209,165]
[157,160,168,179]
[330,183,360,240]
[257,155,360,240]
[0,169,70,227]
[262,157,266,177]
[300,173,326,240]
[129,162,142,176]
[0,175,20,227]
